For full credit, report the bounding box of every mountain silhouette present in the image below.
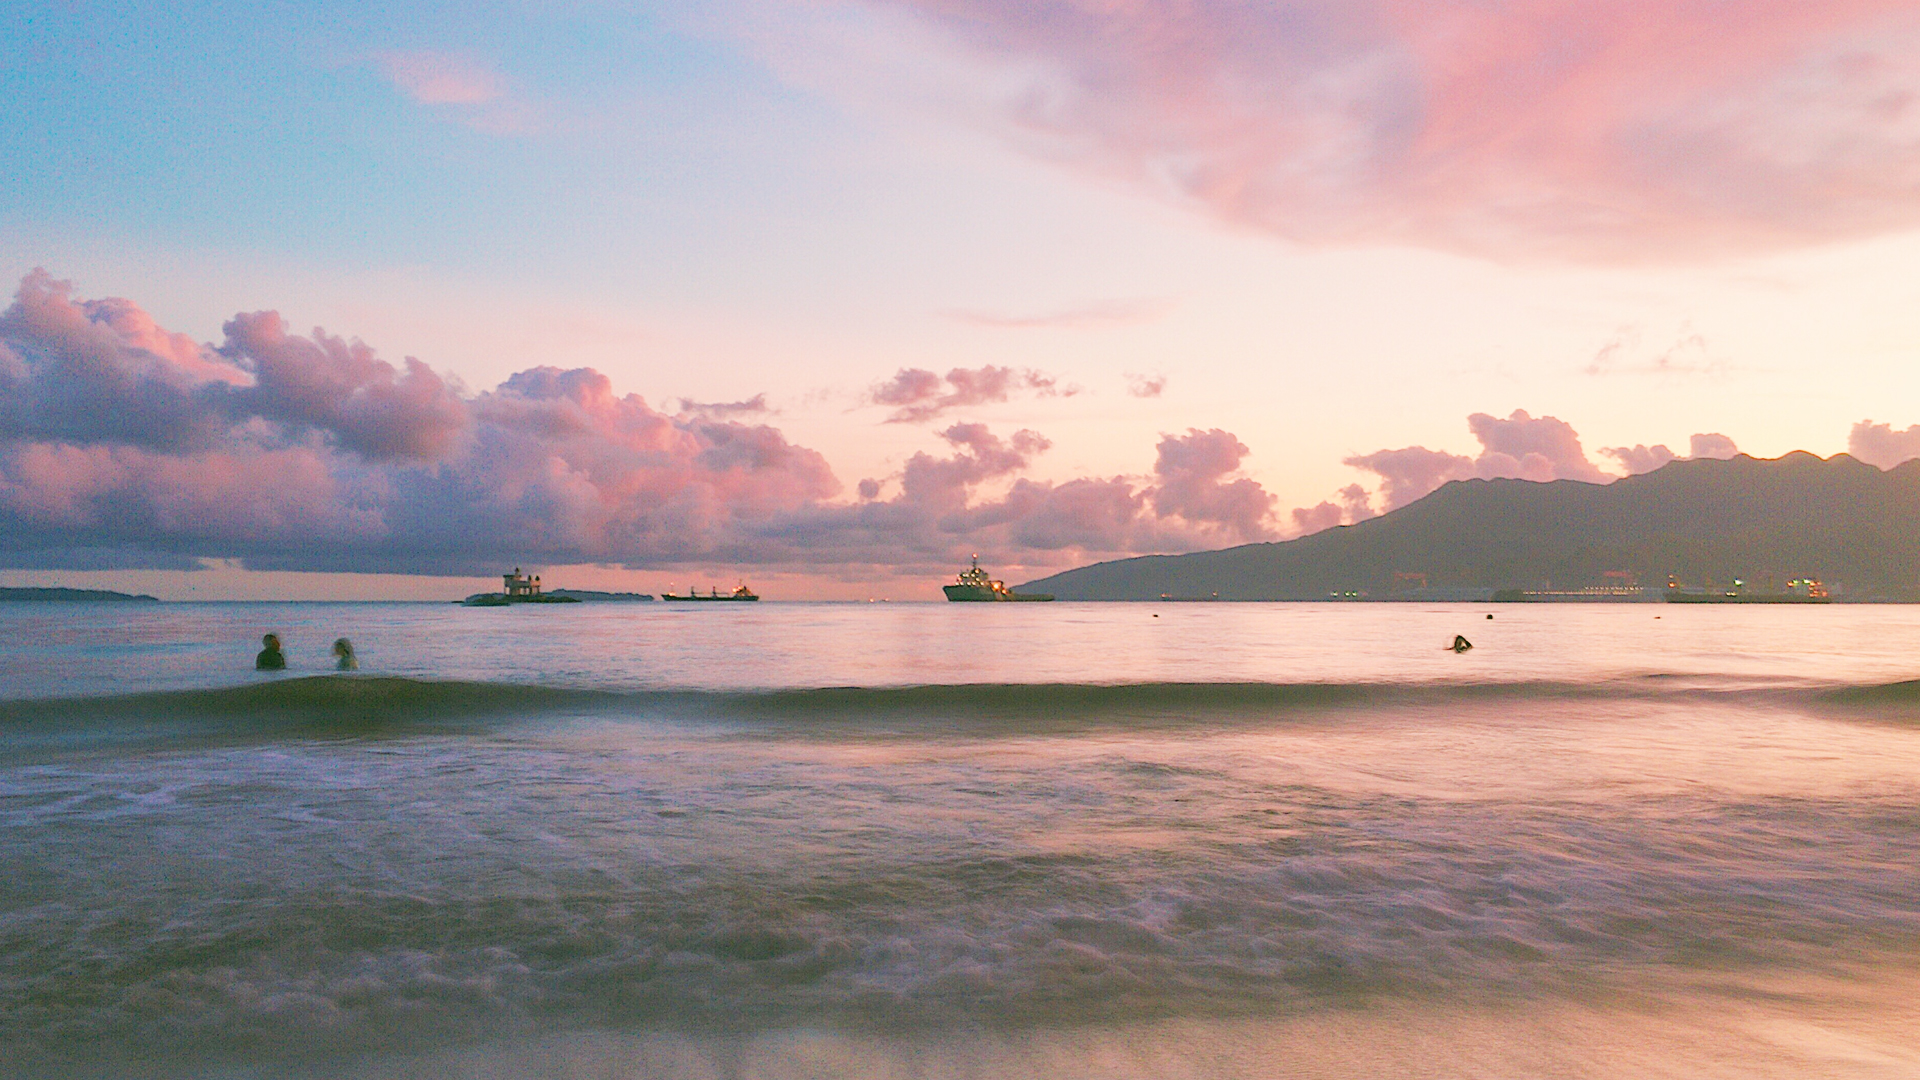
[1019,453,1920,601]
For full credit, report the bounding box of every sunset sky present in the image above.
[5,0,1920,599]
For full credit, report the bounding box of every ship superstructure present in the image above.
[943,556,1053,602]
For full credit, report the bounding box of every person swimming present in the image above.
[332,637,358,671]
[1450,634,1473,653]
[256,633,287,670]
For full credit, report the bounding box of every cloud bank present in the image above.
[1285,412,1744,537]
[793,0,1920,261]
[0,273,1276,575]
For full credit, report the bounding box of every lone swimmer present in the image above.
[256,633,287,670]
[1450,634,1473,653]
[332,638,358,671]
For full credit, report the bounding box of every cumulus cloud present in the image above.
[1468,409,1609,484]
[1601,432,1740,475]
[1339,410,1610,512]
[1689,433,1739,460]
[0,273,1281,574]
[218,311,470,462]
[1341,446,1475,512]
[1602,444,1678,475]
[784,0,1920,261]
[1848,420,1920,468]
[869,364,1066,422]
[1148,428,1276,542]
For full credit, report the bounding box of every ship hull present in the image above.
[661,594,759,602]
[943,585,1054,602]
[1663,591,1830,604]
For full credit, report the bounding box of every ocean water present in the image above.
[3,601,1920,1079]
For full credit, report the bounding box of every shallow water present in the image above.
[2,602,1919,1078]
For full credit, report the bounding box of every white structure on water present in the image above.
[503,568,541,598]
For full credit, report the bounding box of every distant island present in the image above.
[461,569,655,606]
[1019,452,1920,602]
[0,587,160,603]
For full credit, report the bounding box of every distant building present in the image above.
[503,568,541,598]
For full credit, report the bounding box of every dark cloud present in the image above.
[870,365,1066,422]
[1848,420,1920,469]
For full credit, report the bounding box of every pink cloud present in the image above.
[0,273,1281,575]
[818,0,1920,260]
[219,311,470,462]
[1848,420,1920,468]
[1341,409,1611,512]
[375,51,534,134]
[378,51,505,105]
[1468,409,1608,483]
[869,364,1066,422]
[1689,433,1739,460]
[1602,432,1740,475]
[1148,428,1277,542]
[1602,443,1678,475]
[1126,373,1166,398]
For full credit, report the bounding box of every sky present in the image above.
[3,0,1920,599]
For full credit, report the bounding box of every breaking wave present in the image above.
[6,672,1914,741]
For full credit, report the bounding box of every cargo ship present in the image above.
[1663,578,1831,604]
[943,556,1053,602]
[662,583,759,602]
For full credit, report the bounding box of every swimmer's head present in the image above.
[262,633,281,649]
[332,638,354,657]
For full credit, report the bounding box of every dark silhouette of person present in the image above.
[333,637,358,671]
[256,633,287,670]
[1451,634,1473,653]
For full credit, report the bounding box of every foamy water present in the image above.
[2,602,1919,1078]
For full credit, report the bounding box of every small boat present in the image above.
[662,583,760,602]
[943,556,1053,602]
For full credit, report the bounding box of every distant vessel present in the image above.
[944,556,1054,602]
[1664,578,1832,604]
[662,583,759,602]
[461,569,583,606]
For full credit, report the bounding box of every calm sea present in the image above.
[3,601,1919,1078]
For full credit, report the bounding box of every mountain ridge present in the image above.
[1018,453,1920,601]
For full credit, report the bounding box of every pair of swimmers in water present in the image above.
[255,634,357,671]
